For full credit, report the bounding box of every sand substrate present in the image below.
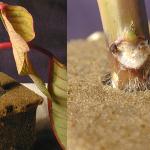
[68,35,150,150]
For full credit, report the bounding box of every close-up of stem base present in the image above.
[97,0,150,91]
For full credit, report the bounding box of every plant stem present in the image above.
[97,0,150,91]
[0,41,53,58]
[29,44,53,58]
[0,42,11,50]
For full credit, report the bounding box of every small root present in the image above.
[101,73,150,92]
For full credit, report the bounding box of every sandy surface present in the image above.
[68,35,150,150]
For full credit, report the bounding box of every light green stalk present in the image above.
[97,0,150,91]
[97,0,149,44]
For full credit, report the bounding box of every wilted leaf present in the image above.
[4,5,35,41]
[49,58,67,148]
[1,4,67,149]
[1,11,29,74]
[1,8,51,99]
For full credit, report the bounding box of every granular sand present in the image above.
[68,35,150,150]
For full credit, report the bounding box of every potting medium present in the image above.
[68,35,150,150]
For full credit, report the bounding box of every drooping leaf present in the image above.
[1,7,51,100]
[49,58,67,148]
[1,11,29,74]
[4,4,35,41]
[29,73,52,99]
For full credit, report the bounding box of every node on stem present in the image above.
[97,0,150,91]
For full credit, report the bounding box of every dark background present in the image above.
[68,0,150,40]
[0,1,66,150]
[0,0,66,83]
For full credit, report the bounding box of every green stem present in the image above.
[0,42,11,49]
[97,0,150,91]
[97,0,149,44]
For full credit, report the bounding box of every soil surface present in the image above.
[68,35,150,150]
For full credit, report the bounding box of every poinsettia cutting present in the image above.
[0,2,51,98]
[0,2,67,149]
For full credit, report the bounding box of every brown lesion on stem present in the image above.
[103,34,150,92]
[97,0,150,91]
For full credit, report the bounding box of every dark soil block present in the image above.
[0,72,43,150]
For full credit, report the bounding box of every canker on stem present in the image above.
[97,0,150,91]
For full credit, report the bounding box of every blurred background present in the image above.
[68,0,150,40]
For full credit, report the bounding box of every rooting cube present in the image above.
[0,72,43,150]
